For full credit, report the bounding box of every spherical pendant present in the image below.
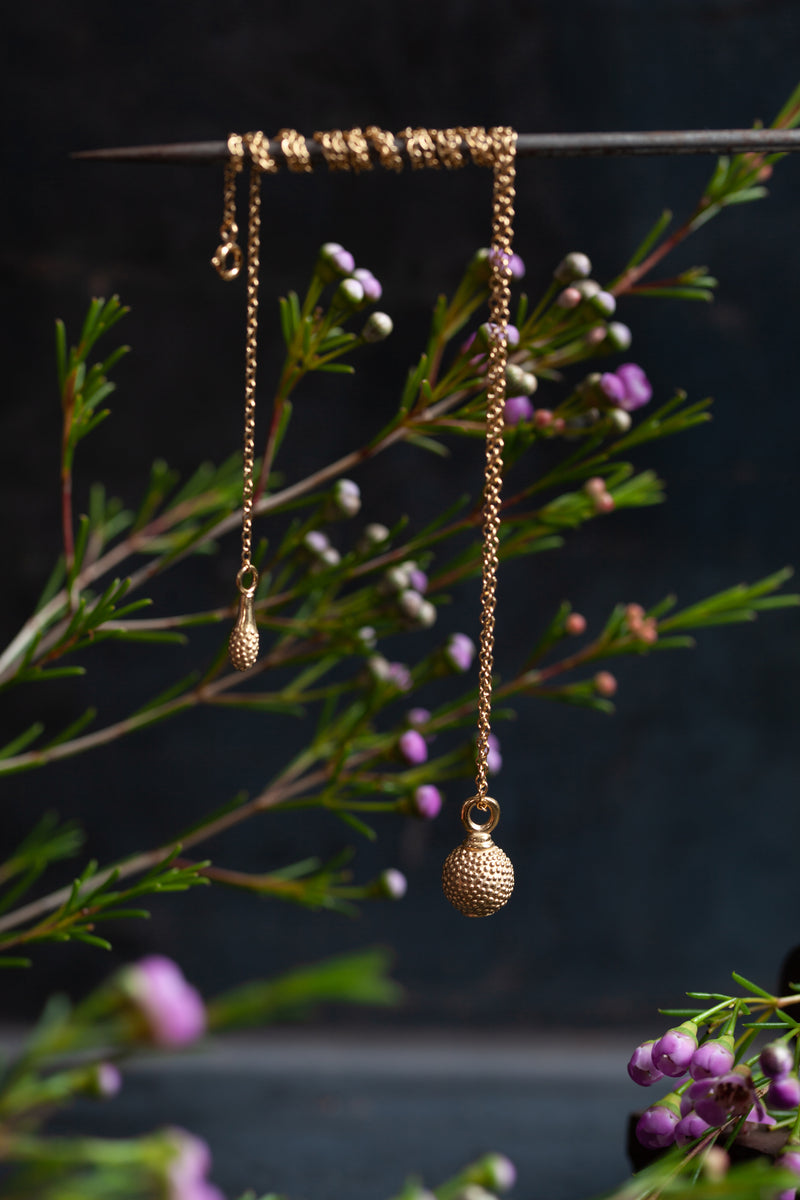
[442,797,514,917]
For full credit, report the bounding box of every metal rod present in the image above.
[71,128,800,166]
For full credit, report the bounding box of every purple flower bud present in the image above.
[165,1128,223,1200]
[387,661,413,691]
[319,242,355,279]
[554,252,592,284]
[489,248,526,281]
[352,267,382,302]
[767,1073,800,1110]
[606,322,632,351]
[504,395,534,426]
[378,868,407,899]
[90,1062,122,1098]
[675,1111,711,1146]
[635,1103,679,1149]
[409,567,428,593]
[479,321,521,349]
[690,1038,735,1081]
[599,372,627,404]
[627,1040,665,1087]
[412,785,442,820]
[760,1041,795,1079]
[361,312,393,342]
[417,600,437,627]
[477,1153,517,1191]
[487,733,502,775]
[399,729,428,765]
[407,707,431,727]
[780,1150,800,1177]
[445,633,476,672]
[652,1024,698,1078]
[591,290,617,316]
[122,957,206,1047]
[304,529,330,556]
[615,363,652,411]
[774,1191,796,1200]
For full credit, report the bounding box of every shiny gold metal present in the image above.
[211,138,244,280]
[314,129,351,171]
[229,566,260,671]
[365,126,403,171]
[400,127,440,169]
[277,128,312,173]
[442,797,514,917]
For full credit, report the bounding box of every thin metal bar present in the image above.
[71,128,800,166]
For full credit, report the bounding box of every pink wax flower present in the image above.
[412,785,443,819]
[122,956,206,1047]
[445,633,476,672]
[600,363,652,412]
[165,1128,224,1200]
[353,267,382,301]
[399,729,428,765]
[487,733,503,775]
[504,395,534,426]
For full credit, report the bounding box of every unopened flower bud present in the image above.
[760,1041,795,1079]
[609,408,632,432]
[767,1073,800,1110]
[675,1111,711,1146]
[584,477,606,499]
[565,612,587,636]
[417,599,437,627]
[636,1096,680,1149]
[399,589,425,619]
[606,322,632,350]
[479,322,520,349]
[551,417,566,434]
[701,1146,729,1181]
[304,530,330,556]
[505,363,527,391]
[358,523,390,553]
[575,279,601,301]
[319,546,341,567]
[690,1035,735,1081]
[411,784,443,820]
[357,626,377,649]
[556,286,582,309]
[352,267,382,302]
[628,1040,664,1087]
[487,732,502,775]
[407,707,431,726]
[585,324,607,347]
[652,1022,699,1078]
[409,567,428,593]
[554,251,592,283]
[591,290,617,316]
[594,670,617,697]
[378,868,407,899]
[120,957,206,1047]
[361,312,394,342]
[533,408,553,429]
[318,242,355,280]
[521,372,538,394]
[490,247,526,280]
[88,1062,123,1098]
[504,395,534,426]
[332,478,361,517]
[336,278,365,307]
[445,632,476,672]
[477,1153,517,1192]
[399,729,428,765]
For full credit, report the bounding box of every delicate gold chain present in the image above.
[239,152,262,575]
[472,127,516,804]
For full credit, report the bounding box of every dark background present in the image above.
[1,1,799,1032]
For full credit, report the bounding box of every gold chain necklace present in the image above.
[212,127,517,917]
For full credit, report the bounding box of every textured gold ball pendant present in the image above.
[442,797,514,917]
[229,567,260,672]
